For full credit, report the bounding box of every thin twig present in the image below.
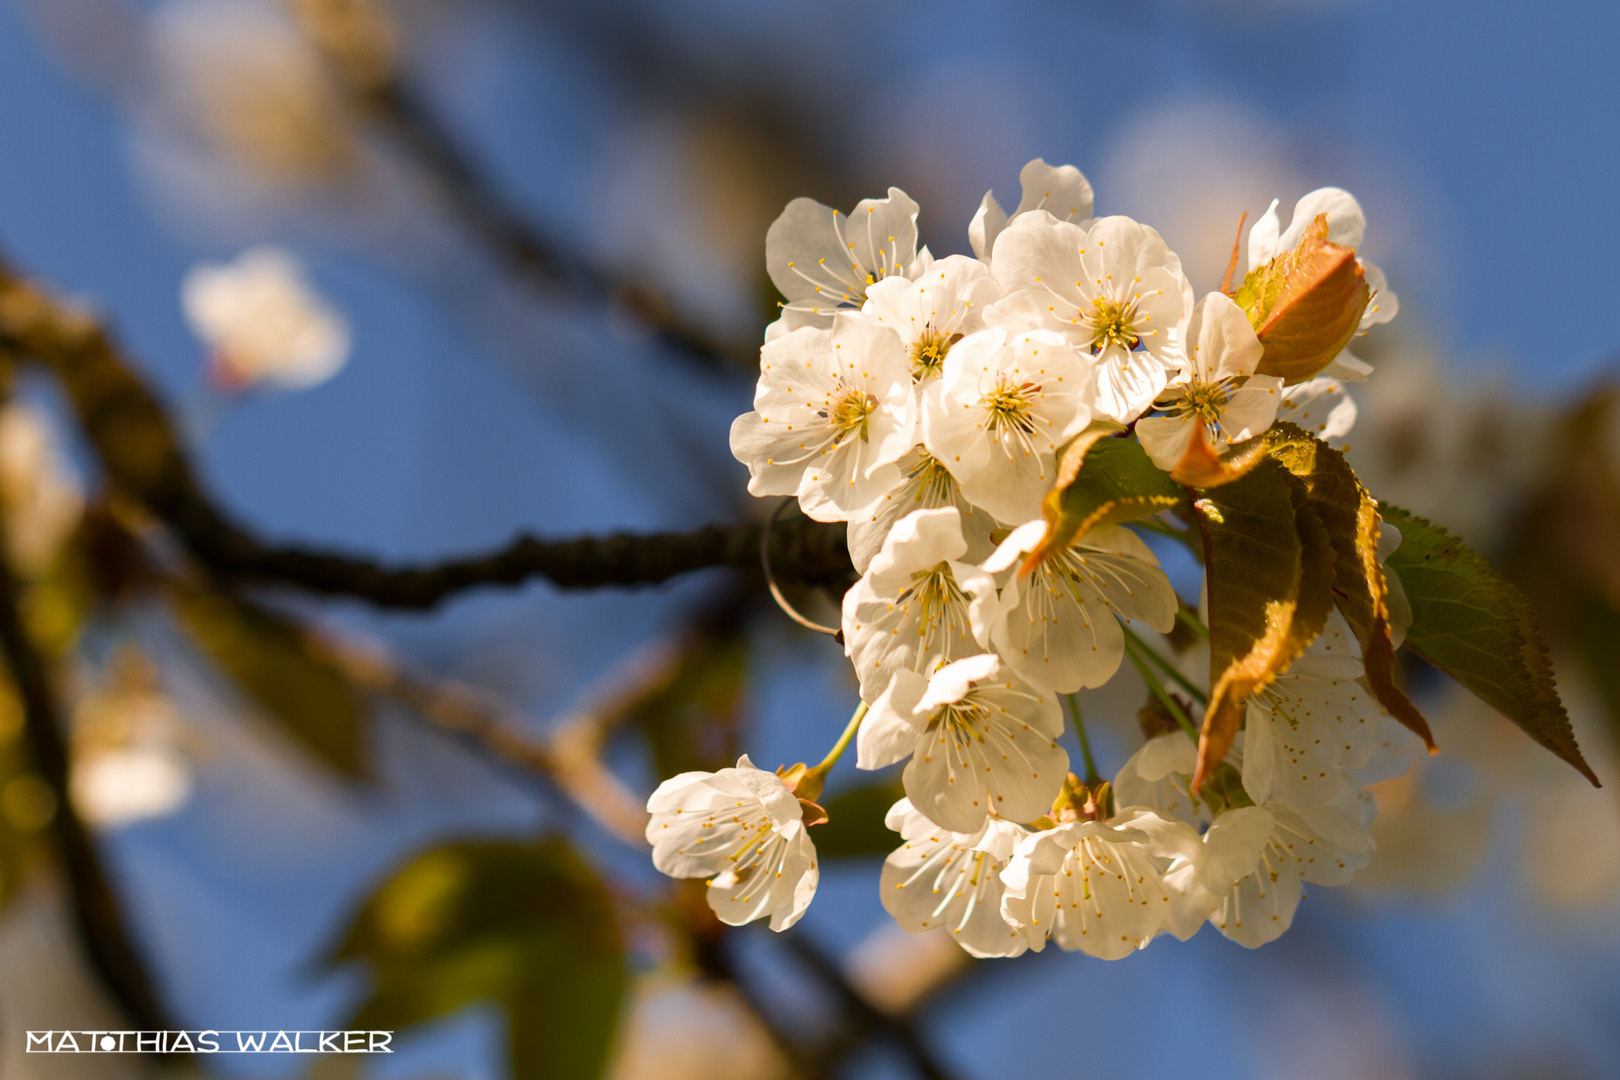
[762,499,842,639]
[284,0,751,371]
[0,259,855,608]
[0,514,177,1035]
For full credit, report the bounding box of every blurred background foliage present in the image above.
[0,1,1619,1079]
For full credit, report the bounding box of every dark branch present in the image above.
[286,0,753,371]
[0,514,177,1034]
[0,259,854,610]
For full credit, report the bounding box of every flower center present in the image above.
[909,329,959,381]
[1086,297,1140,353]
[982,379,1039,437]
[1178,380,1231,427]
[905,451,957,506]
[823,387,878,442]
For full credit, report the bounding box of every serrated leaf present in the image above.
[1192,458,1335,789]
[811,775,906,859]
[1025,435,1182,574]
[329,837,627,1080]
[1380,505,1598,786]
[172,588,365,775]
[1263,423,1435,749]
[1168,424,1268,488]
[1233,214,1370,385]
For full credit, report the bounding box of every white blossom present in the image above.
[729,318,915,522]
[181,246,350,390]
[1113,732,1207,828]
[982,520,1178,694]
[1135,292,1283,471]
[999,808,1199,959]
[765,188,924,339]
[846,446,997,574]
[1277,377,1357,442]
[880,797,1030,957]
[1200,799,1372,948]
[842,507,998,701]
[989,213,1193,423]
[1246,188,1397,383]
[1241,638,1382,809]
[968,158,1095,262]
[645,756,818,932]
[859,254,1002,387]
[860,654,1067,832]
[919,327,1092,524]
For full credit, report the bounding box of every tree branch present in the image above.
[0,258,854,609]
[0,517,177,1033]
[283,0,753,372]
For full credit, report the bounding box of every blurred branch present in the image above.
[0,510,177,1034]
[0,256,855,609]
[780,932,962,1080]
[283,0,753,371]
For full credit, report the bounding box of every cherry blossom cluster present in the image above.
[648,160,1416,955]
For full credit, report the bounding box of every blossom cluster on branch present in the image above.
[644,158,1597,957]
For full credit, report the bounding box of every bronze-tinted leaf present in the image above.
[1192,458,1335,790]
[1025,434,1181,575]
[1169,424,1268,488]
[1263,423,1434,750]
[1233,214,1370,384]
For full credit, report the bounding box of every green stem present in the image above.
[1176,608,1210,641]
[810,701,867,778]
[1118,621,1208,705]
[1064,694,1101,786]
[1124,641,1199,742]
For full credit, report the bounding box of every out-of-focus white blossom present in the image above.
[969,158,1095,262]
[919,328,1092,523]
[609,977,789,1080]
[645,756,818,932]
[182,246,351,390]
[982,520,1178,694]
[989,214,1193,422]
[765,187,925,339]
[1136,292,1282,471]
[880,797,1030,957]
[861,655,1066,832]
[1242,648,1382,808]
[0,404,83,577]
[842,508,998,701]
[70,661,194,827]
[730,318,915,522]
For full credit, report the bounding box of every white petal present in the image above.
[1013,159,1094,224]
[1246,198,1281,272]
[968,190,1008,262]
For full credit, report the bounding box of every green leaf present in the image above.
[172,588,365,776]
[1027,434,1182,573]
[1233,214,1370,385]
[1192,458,1336,789]
[811,774,906,859]
[1380,505,1599,786]
[328,837,627,1080]
[1263,423,1435,750]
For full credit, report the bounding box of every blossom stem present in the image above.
[1176,608,1210,641]
[1118,621,1208,705]
[809,701,869,779]
[1064,694,1101,786]
[1123,638,1200,742]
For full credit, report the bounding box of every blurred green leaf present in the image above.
[329,837,627,1080]
[171,589,364,776]
[1381,505,1598,786]
[812,775,905,860]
